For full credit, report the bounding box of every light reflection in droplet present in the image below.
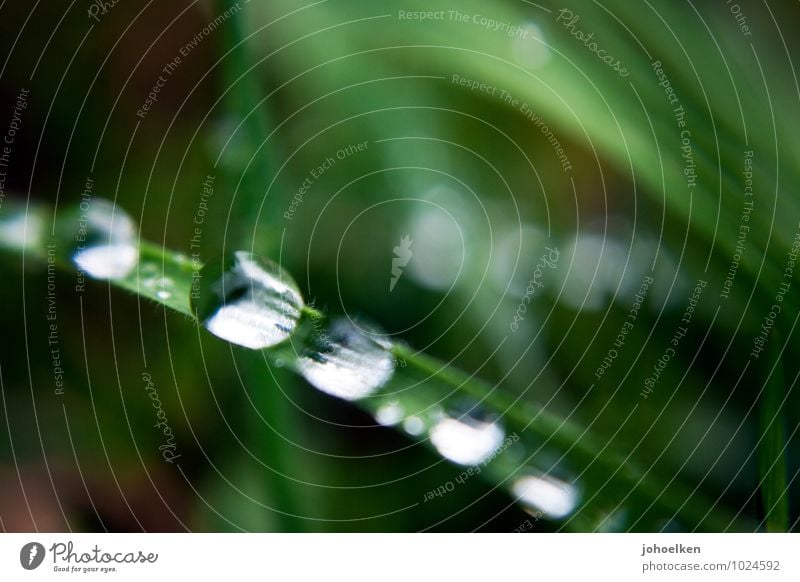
[297,318,394,401]
[142,272,174,301]
[512,22,551,70]
[70,199,139,280]
[512,475,579,519]
[429,416,505,466]
[375,402,405,426]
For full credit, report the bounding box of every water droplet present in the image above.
[297,318,394,401]
[403,416,425,436]
[429,412,505,466]
[512,22,551,69]
[192,251,304,350]
[0,206,43,250]
[512,475,579,519]
[375,401,404,426]
[142,273,174,300]
[135,262,181,303]
[596,509,628,532]
[59,198,139,280]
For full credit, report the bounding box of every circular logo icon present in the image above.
[19,542,45,570]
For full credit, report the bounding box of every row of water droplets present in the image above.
[192,249,581,522]
[0,198,192,314]
[1,196,658,528]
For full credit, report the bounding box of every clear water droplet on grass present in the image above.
[192,251,304,349]
[60,198,139,280]
[375,401,404,426]
[152,278,174,300]
[403,416,426,436]
[512,474,579,519]
[138,263,175,300]
[429,411,505,466]
[297,318,395,401]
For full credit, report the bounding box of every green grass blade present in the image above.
[0,208,750,531]
[759,334,790,532]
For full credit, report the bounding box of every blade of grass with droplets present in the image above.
[0,205,751,531]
